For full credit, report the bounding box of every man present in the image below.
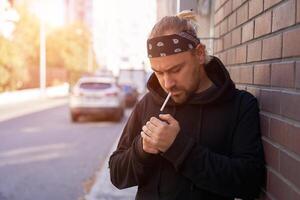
[109,12,265,200]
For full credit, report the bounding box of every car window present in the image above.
[79,82,112,90]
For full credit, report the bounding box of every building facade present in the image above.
[215,0,300,199]
[157,0,300,199]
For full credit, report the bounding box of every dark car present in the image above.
[120,84,139,108]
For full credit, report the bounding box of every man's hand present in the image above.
[141,114,180,153]
[141,133,160,154]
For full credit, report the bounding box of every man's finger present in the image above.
[146,121,157,132]
[159,114,175,124]
[150,117,165,126]
[142,125,153,137]
[141,131,155,146]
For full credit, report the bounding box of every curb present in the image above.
[85,120,137,200]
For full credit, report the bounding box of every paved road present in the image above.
[0,102,127,200]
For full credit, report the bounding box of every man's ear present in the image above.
[195,44,206,64]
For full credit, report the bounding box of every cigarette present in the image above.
[160,92,171,112]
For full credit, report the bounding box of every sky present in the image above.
[28,0,65,27]
[7,0,157,75]
[93,0,157,74]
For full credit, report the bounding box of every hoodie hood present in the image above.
[146,56,236,106]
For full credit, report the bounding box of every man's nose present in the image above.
[163,74,175,90]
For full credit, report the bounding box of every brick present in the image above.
[283,28,300,57]
[280,151,300,189]
[228,12,237,31]
[291,190,300,200]
[296,62,300,88]
[272,0,296,32]
[219,51,227,65]
[236,45,247,64]
[271,62,294,88]
[240,65,253,83]
[214,38,223,53]
[264,0,282,10]
[262,34,282,60]
[214,40,218,53]
[281,92,300,121]
[267,170,293,200]
[262,138,279,171]
[220,20,228,37]
[214,42,217,54]
[233,0,247,10]
[224,33,231,49]
[298,0,300,22]
[229,66,240,82]
[237,2,248,25]
[215,0,225,11]
[227,48,236,64]
[260,90,281,114]
[255,11,272,38]
[242,20,254,42]
[289,125,300,155]
[214,24,220,38]
[249,0,263,19]
[231,27,241,46]
[269,122,300,159]
[215,7,225,25]
[254,64,271,85]
[214,0,221,11]
[270,118,290,147]
[224,0,233,17]
[247,40,262,62]
[260,192,273,200]
[220,19,228,35]
[260,114,270,137]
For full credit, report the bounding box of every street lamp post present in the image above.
[39,2,46,97]
[87,40,93,73]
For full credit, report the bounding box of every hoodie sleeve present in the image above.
[161,92,266,198]
[109,98,158,189]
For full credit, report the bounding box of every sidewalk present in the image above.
[85,134,137,200]
[0,84,69,122]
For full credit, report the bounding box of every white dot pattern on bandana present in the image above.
[160,53,166,57]
[149,44,152,50]
[174,48,182,53]
[148,54,152,58]
[172,39,179,44]
[157,42,164,47]
[188,44,193,49]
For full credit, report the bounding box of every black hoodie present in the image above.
[109,56,265,200]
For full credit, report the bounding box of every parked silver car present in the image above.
[69,76,125,122]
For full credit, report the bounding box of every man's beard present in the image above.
[170,78,200,104]
[170,86,196,104]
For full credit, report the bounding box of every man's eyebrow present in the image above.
[151,61,186,73]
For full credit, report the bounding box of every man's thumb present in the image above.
[159,114,174,124]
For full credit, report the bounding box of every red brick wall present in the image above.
[213,0,300,199]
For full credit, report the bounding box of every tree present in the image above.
[46,22,98,85]
[0,5,99,92]
[0,5,39,92]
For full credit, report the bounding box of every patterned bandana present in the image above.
[147,31,200,58]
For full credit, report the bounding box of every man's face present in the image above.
[150,50,203,104]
